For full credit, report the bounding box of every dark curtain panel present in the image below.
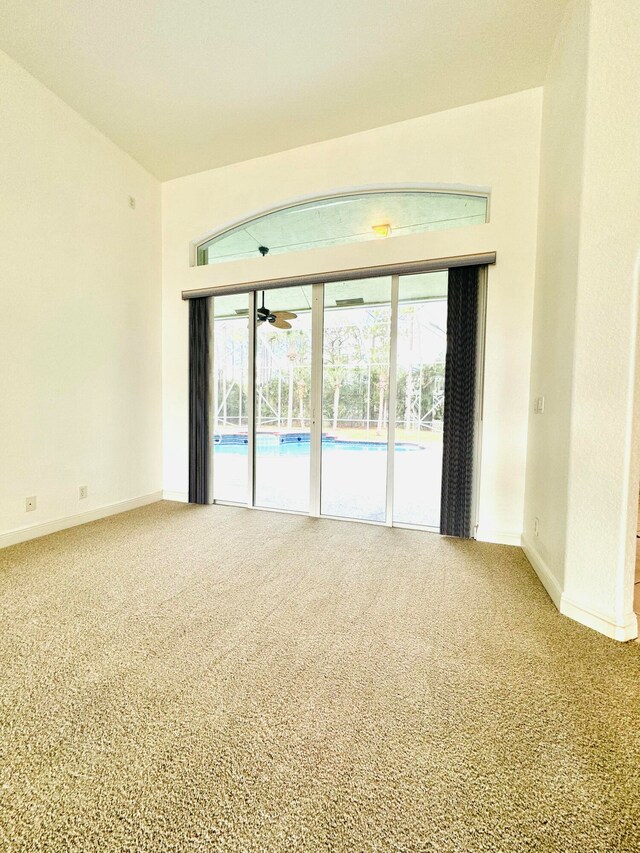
[440,265,480,538]
[188,297,210,504]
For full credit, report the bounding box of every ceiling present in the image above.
[0,1,567,181]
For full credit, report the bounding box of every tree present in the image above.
[323,327,349,431]
[297,377,306,427]
[286,351,295,429]
[376,370,388,436]
[365,308,391,437]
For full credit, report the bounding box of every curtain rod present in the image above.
[181,252,496,300]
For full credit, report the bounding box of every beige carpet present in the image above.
[1,502,639,852]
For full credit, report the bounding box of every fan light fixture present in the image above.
[372,223,391,238]
[256,290,297,330]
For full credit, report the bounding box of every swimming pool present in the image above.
[212,432,442,527]
[213,433,423,454]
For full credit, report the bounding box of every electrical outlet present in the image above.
[534,396,545,414]
[26,496,36,512]
[534,517,539,537]
[79,485,88,500]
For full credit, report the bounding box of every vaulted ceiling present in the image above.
[0,0,567,180]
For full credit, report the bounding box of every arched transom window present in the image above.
[196,190,488,265]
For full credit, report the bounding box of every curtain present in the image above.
[188,297,210,504]
[440,266,480,538]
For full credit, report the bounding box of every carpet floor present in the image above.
[1,501,640,852]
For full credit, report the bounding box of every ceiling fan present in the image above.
[256,290,297,329]
[255,249,296,329]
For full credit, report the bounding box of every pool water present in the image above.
[214,434,422,454]
[212,433,442,527]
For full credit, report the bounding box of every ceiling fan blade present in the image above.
[271,318,292,330]
[273,311,297,320]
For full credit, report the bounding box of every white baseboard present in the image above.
[521,534,638,641]
[559,594,638,642]
[163,490,188,503]
[521,534,563,608]
[0,491,163,550]
[475,527,522,546]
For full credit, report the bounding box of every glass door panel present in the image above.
[393,272,448,527]
[321,278,392,521]
[254,286,313,512]
[210,269,457,531]
[212,293,250,503]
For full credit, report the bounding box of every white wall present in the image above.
[522,0,590,601]
[563,0,640,639]
[524,0,640,641]
[162,89,543,543]
[0,50,163,545]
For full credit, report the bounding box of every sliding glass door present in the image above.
[321,278,392,521]
[211,293,250,504]
[254,286,312,512]
[393,273,447,528]
[210,270,456,531]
